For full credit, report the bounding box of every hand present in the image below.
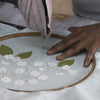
[47,23,100,67]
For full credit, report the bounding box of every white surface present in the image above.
[0,34,93,91]
[0,20,100,100]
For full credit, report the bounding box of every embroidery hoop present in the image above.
[0,32,95,93]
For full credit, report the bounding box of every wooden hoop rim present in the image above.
[0,32,95,93]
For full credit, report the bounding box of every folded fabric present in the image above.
[18,0,52,37]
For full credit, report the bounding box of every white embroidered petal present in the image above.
[61,65,70,70]
[2,61,10,65]
[15,69,25,74]
[15,80,24,86]
[56,72,65,76]
[28,79,38,85]
[34,61,44,67]
[17,61,27,66]
[30,71,40,77]
[48,62,57,66]
[4,55,14,60]
[0,67,6,73]
[12,57,21,62]
[15,57,21,61]
[38,67,44,71]
[68,69,77,75]
[1,77,11,83]
[38,75,48,80]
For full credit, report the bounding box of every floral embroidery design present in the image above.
[12,57,21,62]
[0,67,7,73]
[38,75,48,80]
[2,60,10,65]
[38,67,44,71]
[1,77,11,83]
[28,79,38,85]
[48,61,57,66]
[0,44,77,88]
[15,68,25,74]
[17,61,27,66]
[30,71,40,77]
[34,61,44,67]
[15,80,25,86]
[61,65,70,71]
[68,69,77,75]
[56,72,65,76]
[4,55,14,60]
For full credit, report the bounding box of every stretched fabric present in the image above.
[18,0,52,37]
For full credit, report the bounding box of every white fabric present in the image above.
[0,19,100,100]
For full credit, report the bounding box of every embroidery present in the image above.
[38,67,44,71]
[58,59,75,67]
[2,60,10,65]
[0,67,7,73]
[34,61,44,67]
[17,61,27,66]
[56,72,65,76]
[15,68,25,74]
[1,77,12,83]
[61,65,70,71]
[0,45,32,59]
[15,80,25,86]
[0,45,13,56]
[48,61,57,66]
[30,71,40,77]
[0,44,78,88]
[28,79,38,85]
[17,51,32,59]
[38,75,48,80]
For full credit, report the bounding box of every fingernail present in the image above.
[84,62,89,67]
[47,50,55,55]
[56,56,62,60]
[47,50,52,55]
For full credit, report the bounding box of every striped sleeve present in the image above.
[18,0,52,37]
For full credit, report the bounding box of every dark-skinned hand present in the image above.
[47,23,100,67]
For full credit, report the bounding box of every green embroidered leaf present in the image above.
[17,51,32,59]
[0,45,13,56]
[58,59,75,67]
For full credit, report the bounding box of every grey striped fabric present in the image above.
[18,0,52,37]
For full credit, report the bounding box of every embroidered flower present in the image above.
[68,69,77,75]
[12,57,21,62]
[15,68,25,74]
[4,55,14,60]
[15,80,24,86]
[38,75,48,80]
[2,60,10,65]
[1,77,11,83]
[34,61,44,67]
[48,62,57,66]
[17,61,27,66]
[0,67,7,73]
[56,72,65,76]
[61,65,70,71]
[28,79,38,85]
[30,71,40,77]
[38,67,44,71]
